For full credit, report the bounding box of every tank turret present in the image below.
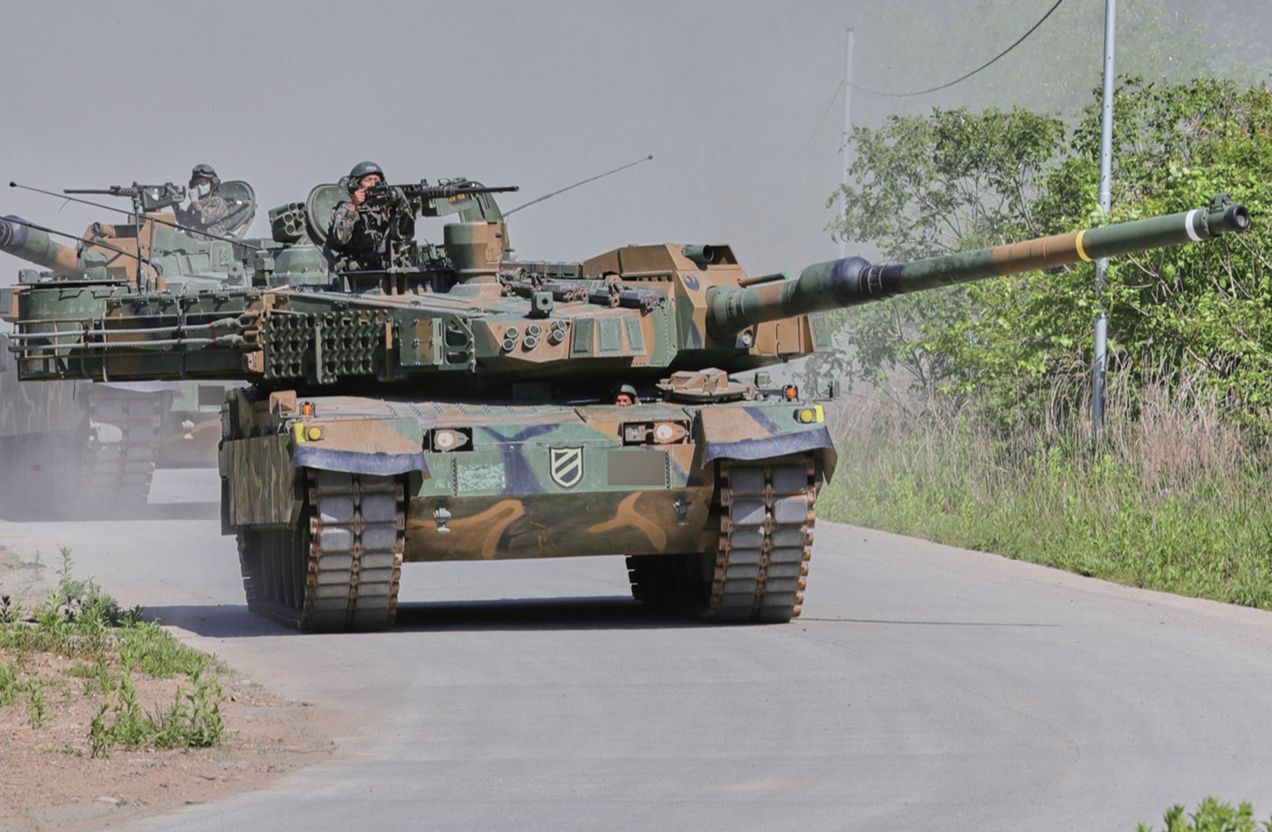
[0,188,1251,631]
[3,196,1248,389]
[0,183,258,516]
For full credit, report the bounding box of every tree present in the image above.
[827,78,1272,433]
[825,107,1064,405]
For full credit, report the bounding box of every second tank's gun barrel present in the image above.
[707,200,1251,337]
[0,215,82,275]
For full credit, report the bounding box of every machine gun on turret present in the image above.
[63,179,256,240]
[65,182,187,215]
[365,178,519,211]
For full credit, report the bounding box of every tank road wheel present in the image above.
[236,471,406,633]
[82,393,163,507]
[626,454,818,623]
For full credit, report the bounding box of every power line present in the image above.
[795,79,845,159]
[849,0,1066,98]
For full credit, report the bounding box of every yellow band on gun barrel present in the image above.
[1074,229,1091,262]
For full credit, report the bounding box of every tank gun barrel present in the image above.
[707,200,1251,337]
[0,215,82,275]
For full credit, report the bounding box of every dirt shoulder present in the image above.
[0,547,336,832]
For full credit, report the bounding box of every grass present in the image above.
[819,373,1272,609]
[88,664,223,757]
[0,547,225,756]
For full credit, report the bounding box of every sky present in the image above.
[0,0,1266,281]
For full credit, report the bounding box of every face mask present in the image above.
[192,182,212,199]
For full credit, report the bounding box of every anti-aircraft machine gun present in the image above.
[0,183,1250,629]
[0,179,257,515]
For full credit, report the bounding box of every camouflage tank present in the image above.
[0,181,1250,628]
[0,180,254,516]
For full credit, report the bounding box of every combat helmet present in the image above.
[348,161,386,190]
[189,163,220,190]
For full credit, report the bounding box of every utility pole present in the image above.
[1092,0,1116,443]
[840,28,855,257]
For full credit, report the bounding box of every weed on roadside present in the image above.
[0,548,226,756]
[821,376,1272,611]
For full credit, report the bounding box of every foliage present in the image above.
[828,77,1272,434]
[1138,798,1272,832]
[89,665,223,758]
[825,107,1064,402]
[1029,78,1272,431]
[0,549,225,756]
[0,662,19,706]
[819,372,1272,609]
[26,681,47,728]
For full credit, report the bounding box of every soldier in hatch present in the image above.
[328,161,416,270]
[176,163,235,237]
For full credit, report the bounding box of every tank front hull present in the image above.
[220,392,836,562]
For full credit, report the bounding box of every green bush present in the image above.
[1139,798,1272,832]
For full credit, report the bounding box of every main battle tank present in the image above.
[1,185,1250,628]
[0,182,254,515]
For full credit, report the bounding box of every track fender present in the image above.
[695,405,837,481]
[291,416,427,477]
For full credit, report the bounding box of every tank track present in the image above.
[82,392,163,506]
[626,453,817,623]
[237,470,406,632]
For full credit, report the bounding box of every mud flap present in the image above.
[291,446,427,477]
[694,407,837,481]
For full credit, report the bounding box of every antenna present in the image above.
[504,155,654,217]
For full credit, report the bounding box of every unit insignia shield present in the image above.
[548,446,584,489]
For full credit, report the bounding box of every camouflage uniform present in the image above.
[177,194,234,237]
[328,197,414,270]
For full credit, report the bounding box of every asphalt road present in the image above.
[3,470,1271,832]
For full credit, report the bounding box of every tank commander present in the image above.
[175,163,235,237]
[614,384,638,407]
[328,161,416,270]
